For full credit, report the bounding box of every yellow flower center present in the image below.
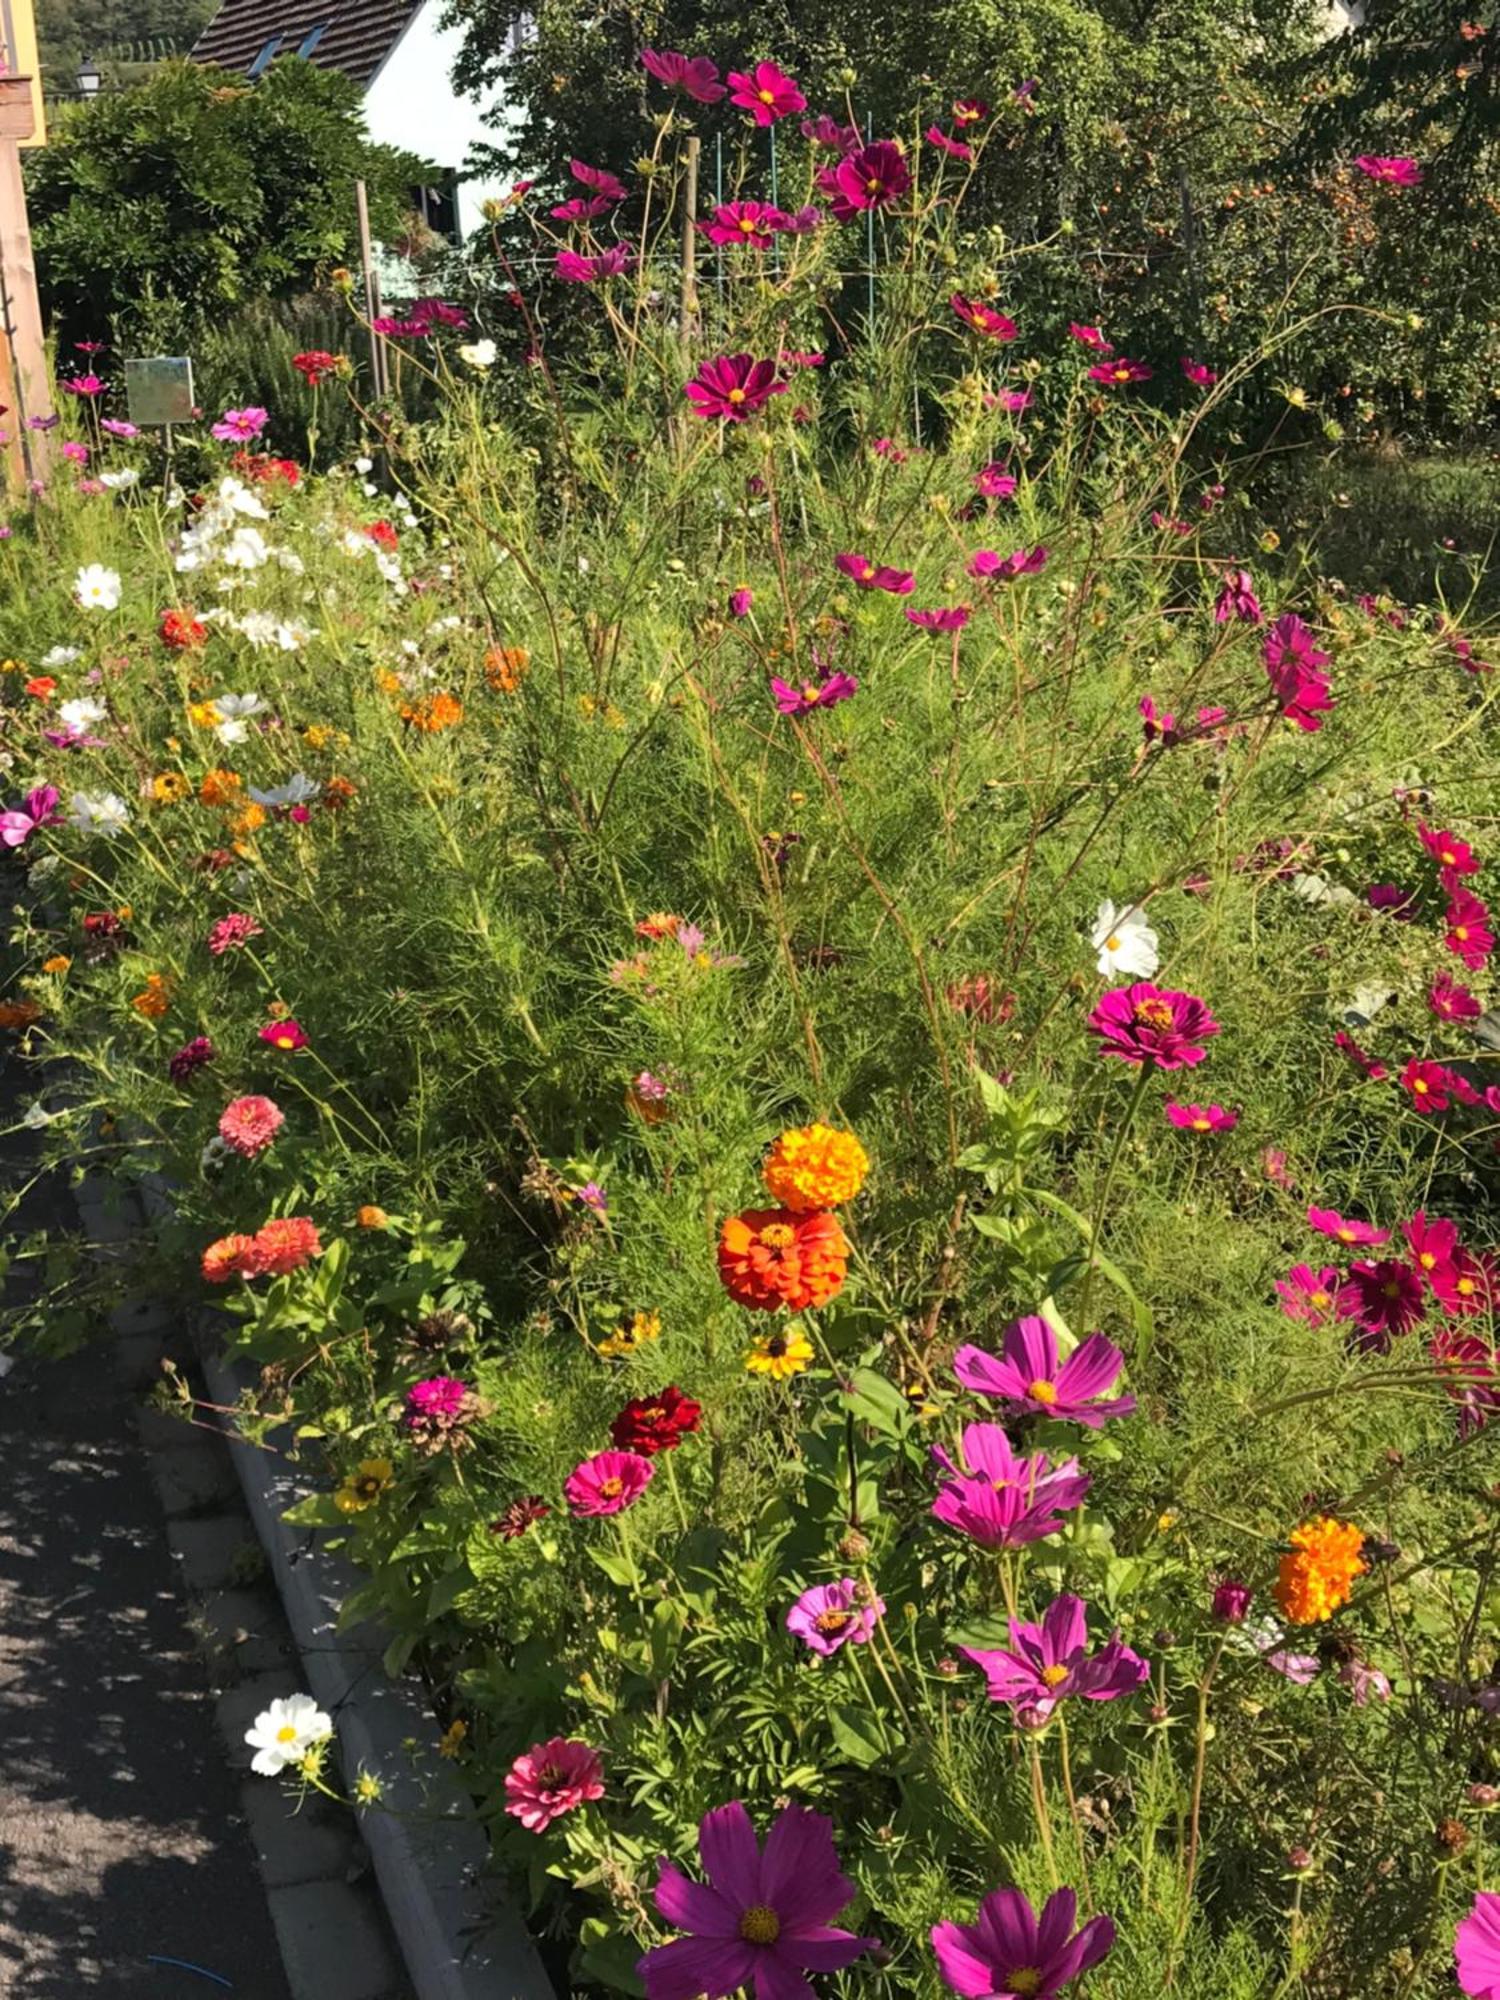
[1028,1379,1058,1406]
[758,89,776,104]
[1336,1228,1356,1243]
[1040,1665,1069,1688]
[1104,934,1121,952]
[1382,1280,1402,1299]
[1311,1291,1330,1309]
[739,1905,781,1945]
[815,1609,853,1634]
[1191,1117,1211,1131]
[1458,1278,1476,1297]
[865,176,881,193]
[599,1477,624,1498]
[1443,850,1457,865]
[1134,998,1174,1030]
[277,1725,299,1743]
[1414,1078,1429,1094]
[740,217,756,231]
[759,1223,795,1249]
[728,387,746,404]
[1456,926,1470,942]
[1009,1973,1044,1998]
[1420,1252,1436,1269]
[860,565,876,581]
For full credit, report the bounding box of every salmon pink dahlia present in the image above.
[762,1124,869,1211]
[717,1208,848,1311]
[218,1094,284,1157]
[503,1738,605,1831]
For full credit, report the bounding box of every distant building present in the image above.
[191,0,515,243]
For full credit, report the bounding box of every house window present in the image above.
[297,21,331,55]
[505,13,537,53]
[412,173,459,244]
[246,35,283,76]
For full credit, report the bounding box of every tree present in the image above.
[34,0,215,96]
[25,57,431,350]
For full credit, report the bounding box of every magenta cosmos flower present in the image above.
[1446,888,1494,968]
[1182,357,1218,387]
[835,552,914,595]
[1088,357,1152,386]
[1264,614,1334,732]
[0,783,62,847]
[1308,1206,1389,1249]
[551,194,613,221]
[1355,154,1422,188]
[1165,1101,1237,1132]
[1419,821,1480,877]
[703,201,786,249]
[1068,323,1112,352]
[556,245,635,283]
[684,354,786,422]
[503,1737,605,1831]
[772,671,859,716]
[564,1448,654,1516]
[932,1886,1114,2000]
[954,1316,1135,1428]
[930,1423,1090,1549]
[1214,567,1262,624]
[950,295,1018,340]
[259,1018,309,1052]
[827,141,911,216]
[961,1592,1148,1727]
[968,546,1047,581]
[926,127,972,162]
[976,462,1017,498]
[1431,973,1481,1021]
[569,159,627,200]
[638,1801,875,2000]
[1337,1259,1426,1351]
[1457,1890,1500,1997]
[1275,1264,1340,1326]
[1402,1058,1462,1114]
[785,1578,884,1655]
[211,407,269,443]
[218,1094,284,1158]
[641,49,726,103]
[906,606,971,631]
[726,61,805,125]
[1088,980,1219,1069]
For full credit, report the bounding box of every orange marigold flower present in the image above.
[198,768,242,807]
[401,691,464,733]
[226,802,267,838]
[0,998,41,1030]
[762,1123,870,1212]
[323,775,358,809]
[42,956,71,975]
[375,669,403,695]
[484,645,530,693]
[1273,1516,1368,1624]
[131,973,174,1018]
[356,1205,390,1229]
[636,913,683,939]
[253,1216,323,1276]
[717,1207,849,1313]
[201,1233,261,1284]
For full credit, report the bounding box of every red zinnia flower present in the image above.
[292,350,345,386]
[201,1233,261,1284]
[160,608,207,650]
[252,1216,322,1276]
[683,354,786,422]
[950,295,1018,340]
[609,1385,703,1455]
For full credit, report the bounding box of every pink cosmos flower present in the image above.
[726,61,805,125]
[1419,821,1479,877]
[1337,1258,1427,1351]
[258,1018,309,1052]
[1435,1248,1500,1318]
[684,354,786,422]
[218,1094,284,1158]
[62,441,89,465]
[570,159,627,201]
[772,671,859,715]
[101,418,139,439]
[1339,1659,1391,1706]
[1088,358,1152,385]
[61,374,107,397]
[1334,1030,1388,1081]
[801,113,861,152]
[640,49,726,103]
[211,407,269,443]
[703,201,788,248]
[1068,324,1112,352]
[930,1423,1091,1549]
[1366,882,1418,919]
[207,912,263,955]
[1430,974,1482,1022]
[1432,1329,1499,1439]
[1215,568,1262,624]
[1264,614,1334,732]
[550,195,614,222]
[1446,888,1495,968]
[0,784,62,848]
[932,1886,1114,2000]
[406,1376,470,1422]
[827,141,910,216]
[835,552,914,595]
[1088,980,1219,1069]
[906,607,971,631]
[1402,1058,1461,1113]
[1355,154,1422,188]
[1405,1210,1461,1291]
[954,1315,1135,1428]
[975,463,1017,498]
[638,1801,875,2000]
[780,205,824,235]
[968,546,1048,582]
[556,245,635,283]
[1457,1891,1500,1998]
[1165,1101,1237,1132]
[960,1592,1148,1727]
[1181,357,1218,386]
[926,127,972,162]
[955,95,991,123]
[503,1738,605,1831]
[996,388,1033,412]
[564,1448,654,1516]
[1275,1264,1340,1326]
[729,588,754,618]
[1308,1206,1390,1249]
[785,1578,885,1655]
[950,295,1018,340]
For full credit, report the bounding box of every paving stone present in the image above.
[267,1879,406,2000]
[195,1585,292,1677]
[134,1400,204,1451]
[148,1441,241,1517]
[109,1293,176,1337]
[168,1514,264,1591]
[240,1779,363,1888]
[113,1331,167,1388]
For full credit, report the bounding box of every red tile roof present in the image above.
[191,0,425,90]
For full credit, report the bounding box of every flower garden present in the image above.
[4,51,1500,2000]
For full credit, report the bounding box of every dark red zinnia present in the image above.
[609,1385,703,1455]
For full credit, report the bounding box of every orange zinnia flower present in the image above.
[485,645,530,693]
[717,1207,848,1313]
[198,768,242,807]
[1273,1516,1367,1624]
[131,973,174,1018]
[401,691,464,733]
[762,1123,870,1212]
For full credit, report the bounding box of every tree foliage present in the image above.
[34,0,215,95]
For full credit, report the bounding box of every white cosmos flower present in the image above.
[339,528,371,559]
[57,697,107,732]
[41,645,81,668]
[73,564,121,611]
[458,338,497,369]
[1091,899,1159,981]
[246,1693,333,1777]
[99,468,140,490]
[68,791,130,837]
[213,691,267,743]
[218,476,269,520]
[249,772,320,808]
[221,527,270,571]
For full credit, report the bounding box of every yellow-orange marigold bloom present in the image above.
[762,1123,870,1213]
[42,956,71,976]
[356,1205,390,1230]
[717,1207,848,1313]
[401,691,464,733]
[199,768,242,807]
[485,645,530,693]
[1273,1516,1367,1624]
[131,974,174,1019]
[227,802,267,838]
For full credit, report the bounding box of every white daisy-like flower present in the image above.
[41,645,81,668]
[68,791,130,837]
[218,476,269,520]
[249,772,321,808]
[457,338,497,370]
[1091,899,1159,981]
[213,692,268,744]
[221,527,270,571]
[57,696,107,733]
[99,468,140,490]
[245,1693,332,1777]
[73,564,121,612]
[339,528,371,559]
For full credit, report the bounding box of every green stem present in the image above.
[1078,1055,1155,1326]
[1027,1734,1062,1890]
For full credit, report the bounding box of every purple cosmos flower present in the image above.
[641,49,727,103]
[835,552,914,595]
[1215,567,1262,624]
[779,204,823,235]
[772,671,859,716]
[684,354,786,423]
[953,1316,1136,1428]
[100,418,140,439]
[28,414,59,431]
[1339,1659,1391,1706]
[785,1578,884,1655]
[932,1886,1114,2000]
[1457,1891,1500,1998]
[960,1592,1148,1727]
[637,1801,875,2000]
[1088,980,1219,1069]
[826,141,911,217]
[726,61,805,126]
[930,1422,1090,1549]
[1336,1259,1426,1352]
[0,784,61,848]
[1274,1265,1340,1326]
[556,245,635,283]
[906,607,971,631]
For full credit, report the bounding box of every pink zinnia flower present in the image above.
[1214,567,1262,624]
[785,1578,885,1655]
[1337,1258,1427,1351]
[1334,1030,1388,1081]
[1088,980,1219,1069]
[564,1449,653,1516]
[932,1887,1114,2000]
[828,141,910,216]
[1182,357,1217,387]
[252,1216,321,1275]
[407,1375,470,1422]
[1275,1264,1340,1326]
[954,1315,1135,1428]
[207,912,263,954]
[906,606,971,631]
[1088,357,1152,385]
[1430,974,1482,1022]
[975,463,1017,498]
[503,1738,605,1831]
[950,295,1018,340]
[1308,1206,1390,1249]
[1165,1101,1237,1132]
[638,1801,874,2000]
[960,1592,1148,1727]
[211,407,269,443]
[930,1423,1091,1549]
[835,552,914,595]
[772,671,859,715]
[218,1094,284,1158]
[703,201,786,249]
[1402,1057,1460,1113]
[640,50,726,104]
[1068,323,1113,352]
[1355,154,1422,188]
[683,354,786,422]
[258,1018,309,1051]
[926,127,972,162]
[1419,821,1480,877]
[1446,888,1495,968]
[726,61,805,125]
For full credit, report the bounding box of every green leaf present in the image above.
[1028,1189,1155,1361]
[828,1702,891,1769]
[839,1367,912,1438]
[281,1490,346,1526]
[588,1544,640,1589]
[947,1615,1011,1651]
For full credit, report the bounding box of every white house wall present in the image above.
[362,0,512,242]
